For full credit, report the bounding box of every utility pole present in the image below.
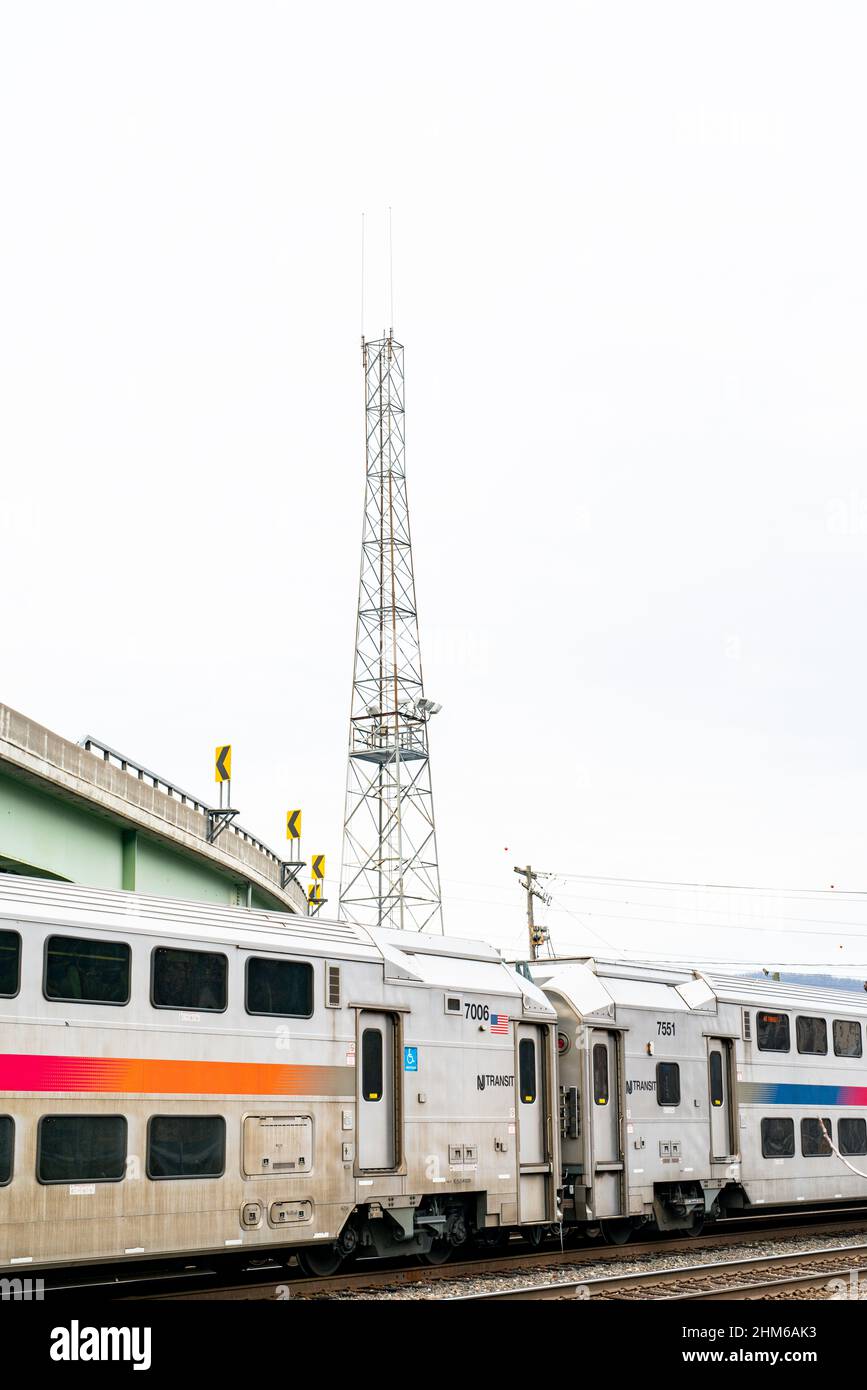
[514,865,551,960]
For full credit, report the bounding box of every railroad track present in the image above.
[125,1212,867,1301]
[444,1244,867,1301]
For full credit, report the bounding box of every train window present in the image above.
[592,1044,609,1105]
[245,957,313,1018]
[839,1118,867,1156]
[709,1051,724,1107]
[760,1116,795,1158]
[519,1039,537,1104]
[834,1020,863,1058]
[361,1028,383,1103]
[147,1116,226,1179]
[151,947,227,1012]
[44,935,130,1005]
[756,1011,790,1052]
[37,1115,127,1183]
[0,1116,12,1185]
[0,931,20,997]
[656,1062,680,1107]
[800,1117,832,1157]
[796,1016,828,1055]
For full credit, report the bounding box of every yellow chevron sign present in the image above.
[286,809,302,840]
[312,854,326,880]
[214,745,232,783]
[308,882,321,903]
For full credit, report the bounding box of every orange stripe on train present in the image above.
[0,1053,354,1096]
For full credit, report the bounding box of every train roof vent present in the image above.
[326,963,341,1009]
[742,1008,752,1041]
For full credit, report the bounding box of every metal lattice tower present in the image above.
[339,332,443,933]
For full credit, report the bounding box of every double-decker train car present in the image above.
[0,876,558,1275]
[3,874,866,1277]
[536,956,867,1239]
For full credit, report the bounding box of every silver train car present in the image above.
[0,877,558,1274]
[2,875,865,1275]
[537,956,867,1238]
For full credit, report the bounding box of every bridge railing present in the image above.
[78,736,284,869]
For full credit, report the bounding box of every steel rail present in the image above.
[139,1215,867,1302]
[443,1243,867,1301]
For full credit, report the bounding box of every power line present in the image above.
[435,869,867,905]
[541,870,867,898]
[535,926,867,971]
[325,869,867,944]
[326,879,867,969]
[543,902,867,942]
[542,893,619,954]
[543,891,867,935]
[437,871,867,914]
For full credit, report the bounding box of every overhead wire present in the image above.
[316,869,867,970]
[539,870,867,899]
[544,886,867,932]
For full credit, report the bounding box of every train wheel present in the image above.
[297,1244,345,1277]
[601,1219,633,1246]
[422,1239,452,1266]
[523,1226,544,1248]
[685,1213,705,1237]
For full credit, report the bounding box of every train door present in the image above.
[707,1038,736,1161]
[515,1023,552,1223]
[589,1029,623,1217]
[357,1011,397,1170]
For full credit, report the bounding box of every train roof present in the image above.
[0,875,554,1013]
[532,955,867,1021]
[0,873,375,956]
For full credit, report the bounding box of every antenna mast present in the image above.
[339,318,444,932]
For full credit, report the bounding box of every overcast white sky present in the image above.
[2,2,867,972]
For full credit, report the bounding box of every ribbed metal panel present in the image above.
[536,954,867,1016]
[0,873,370,948]
[706,972,867,1016]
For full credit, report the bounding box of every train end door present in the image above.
[589,1029,624,1218]
[707,1037,737,1163]
[515,1022,556,1224]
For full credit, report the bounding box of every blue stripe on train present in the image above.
[738,1081,867,1106]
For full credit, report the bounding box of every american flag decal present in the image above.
[490,1013,509,1035]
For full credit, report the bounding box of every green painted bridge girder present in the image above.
[0,704,306,914]
[0,770,275,909]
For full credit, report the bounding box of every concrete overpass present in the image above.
[0,703,306,914]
